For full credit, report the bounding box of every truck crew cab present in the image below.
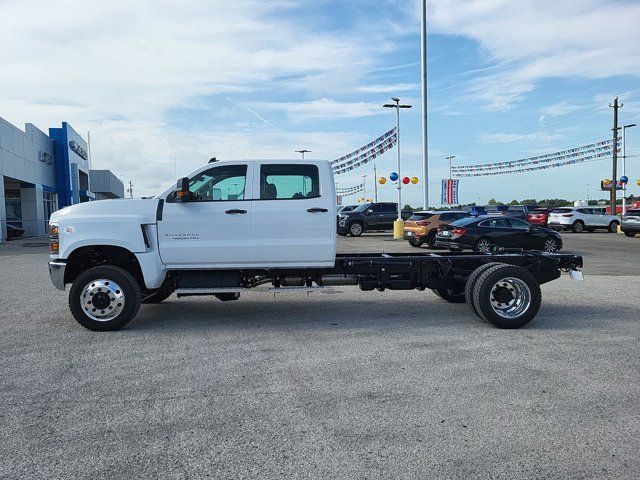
[49,159,583,331]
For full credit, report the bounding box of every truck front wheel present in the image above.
[471,264,541,329]
[69,265,142,331]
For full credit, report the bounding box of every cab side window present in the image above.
[172,165,247,202]
[260,164,320,200]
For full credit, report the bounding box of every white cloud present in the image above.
[425,0,640,109]
[250,98,386,121]
[479,131,561,144]
[0,0,387,195]
[355,83,420,94]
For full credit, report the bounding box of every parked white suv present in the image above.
[547,207,619,233]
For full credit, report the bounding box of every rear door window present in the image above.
[479,218,508,227]
[260,164,320,200]
[509,218,530,229]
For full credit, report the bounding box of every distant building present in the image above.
[90,170,125,200]
[1,117,124,241]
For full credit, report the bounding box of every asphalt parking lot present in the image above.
[1,233,639,479]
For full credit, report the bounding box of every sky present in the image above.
[1,0,639,207]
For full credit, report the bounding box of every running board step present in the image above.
[175,287,241,295]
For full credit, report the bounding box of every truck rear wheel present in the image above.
[471,264,541,329]
[464,262,505,316]
[69,265,141,331]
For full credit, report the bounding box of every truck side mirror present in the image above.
[174,177,191,202]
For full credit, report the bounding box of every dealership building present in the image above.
[0,117,124,242]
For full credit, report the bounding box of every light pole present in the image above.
[362,174,367,202]
[295,149,311,160]
[420,0,429,210]
[445,155,456,181]
[383,97,412,238]
[622,123,636,215]
[373,164,378,202]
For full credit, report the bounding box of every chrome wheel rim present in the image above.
[351,223,362,235]
[477,239,491,253]
[80,279,125,321]
[544,238,557,252]
[489,277,531,319]
[574,222,583,232]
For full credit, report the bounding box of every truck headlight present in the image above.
[49,222,59,254]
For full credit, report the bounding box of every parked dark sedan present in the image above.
[435,216,562,253]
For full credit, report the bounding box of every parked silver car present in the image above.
[621,208,640,237]
[547,207,620,233]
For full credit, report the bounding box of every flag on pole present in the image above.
[441,179,459,205]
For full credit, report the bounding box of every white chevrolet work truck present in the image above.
[48,159,583,331]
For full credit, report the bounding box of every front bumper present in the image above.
[621,223,640,233]
[48,260,66,290]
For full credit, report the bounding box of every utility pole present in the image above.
[420,0,429,210]
[373,164,378,202]
[127,180,134,198]
[609,97,622,215]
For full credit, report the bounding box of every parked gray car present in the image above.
[621,209,640,237]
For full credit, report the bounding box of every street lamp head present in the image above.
[625,123,637,128]
[383,104,395,108]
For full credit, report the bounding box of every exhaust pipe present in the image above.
[319,274,358,286]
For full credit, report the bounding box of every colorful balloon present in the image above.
[603,178,611,187]
[379,177,387,185]
[620,176,629,184]
[390,172,398,181]
[402,176,410,185]
[411,176,419,184]
[637,179,640,187]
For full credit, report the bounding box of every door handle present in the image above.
[225,209,247,214]
[307,208,328,213]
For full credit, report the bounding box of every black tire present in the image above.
[69,265,141,331]
[432,287,466,303]
[474,237,492,253]
[349,221,364,237]
[409,238,423,247]
[142,289,173,304]
[572,220,584,233]
[215,292,240,301]
[471,264,541,329]
[543,236,559,253]
[464,262,505,316]
[608,221,619,233]
[624,231,636,237]
[426,231,437,249]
